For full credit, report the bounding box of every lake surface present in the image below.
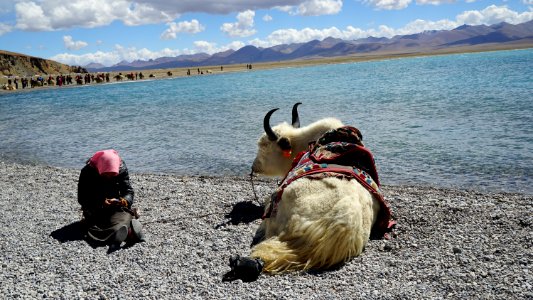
[1,49,532,194]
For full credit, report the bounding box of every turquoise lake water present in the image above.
[1,49,532,194]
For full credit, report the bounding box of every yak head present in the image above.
[251,103,343,177]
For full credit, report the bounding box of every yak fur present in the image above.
[251,111,381,274]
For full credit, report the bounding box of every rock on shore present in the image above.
[0,50,85,81]
[0,161,531,299]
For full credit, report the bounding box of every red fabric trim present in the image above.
[262,126,395,239]
[310,143,380,186]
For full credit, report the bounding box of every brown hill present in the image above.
[0,50,86,77]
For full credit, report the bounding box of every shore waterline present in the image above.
[0,49,532,194]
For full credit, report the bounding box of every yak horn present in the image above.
[292,102,302,128]
[264,108,279,141]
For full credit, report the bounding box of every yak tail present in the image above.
[250,237,301,274]
[251,206,368,274]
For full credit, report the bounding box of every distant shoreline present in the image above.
[2,44,532,94]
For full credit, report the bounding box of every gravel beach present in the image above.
[0,161,531,299]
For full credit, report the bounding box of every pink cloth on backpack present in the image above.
[89,149,121,176]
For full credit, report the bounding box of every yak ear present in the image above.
[277,137,292,151]
[354,128,363,141]
[352,128,364,145]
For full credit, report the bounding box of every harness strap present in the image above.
[262,126,396,239]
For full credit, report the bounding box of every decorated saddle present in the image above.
[263,126,395,239]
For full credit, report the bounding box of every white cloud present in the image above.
[14,0,176,31]
[225,40,247,51]
[50,40,246,66]
[122,3,176,26]
[15,1,52,31]
[116,44,187,61]
[221,10,257,37]
[249,26,366,47]
[457,5,533,25]
[244,25,392,47]
[185,40,246,54]
[192,41,218,54]
[51,51,119,67]
[364,0,412,10]
[274,6,294,13]
[416,0,455,5]
[51,45,184,66]
[365,0,456,10]
[11,0,316,31]
[192,40,245,54]
[63,35,88,50]
[274,0,343,16]
[296,0,342,16]
[263,14,273,22]
[0,22,12,36]
[248,23,442,47]
[133,0,307,15]
[397,5,533,32]
[393,18,457,35]
[522,0,533,5]
[248,4,533,47]
[161,19,205,40]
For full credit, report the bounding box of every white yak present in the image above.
[223,103,393,282]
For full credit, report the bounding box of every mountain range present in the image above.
[86,20,533,72]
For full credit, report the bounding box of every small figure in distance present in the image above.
[78,149,145,253]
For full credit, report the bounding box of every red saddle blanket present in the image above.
[263,126,396,239]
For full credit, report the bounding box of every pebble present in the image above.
[0,161,531,299]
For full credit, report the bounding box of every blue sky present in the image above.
[0,0,531,66]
